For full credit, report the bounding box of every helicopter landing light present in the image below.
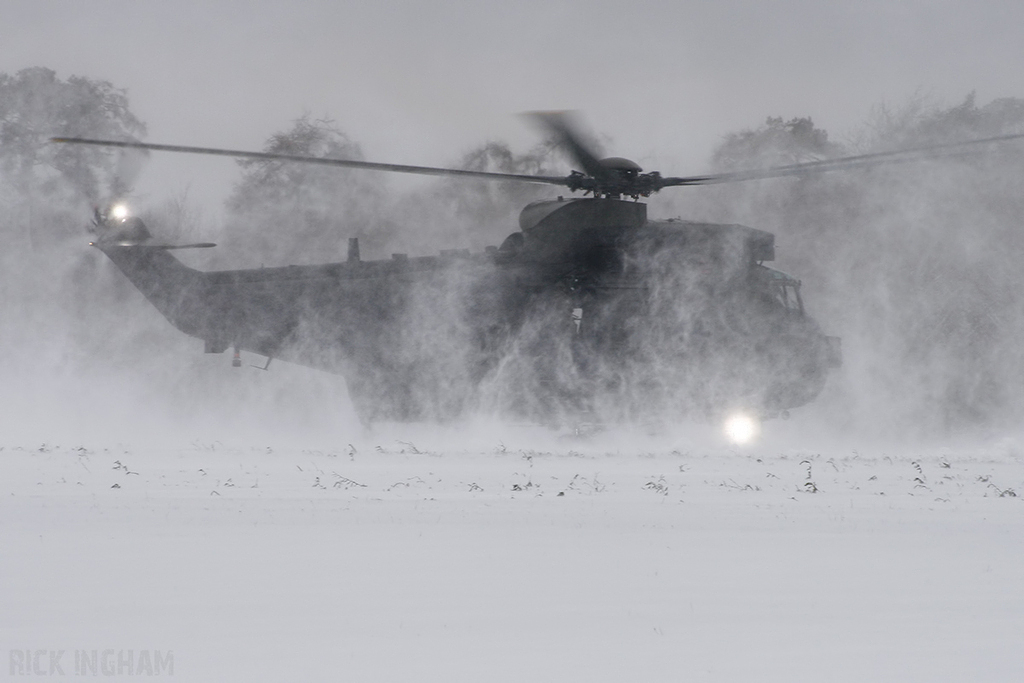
[724,412,760,445]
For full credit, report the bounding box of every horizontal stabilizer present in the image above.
[92,241,217,250]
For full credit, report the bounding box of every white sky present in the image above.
[4,0,1024,220]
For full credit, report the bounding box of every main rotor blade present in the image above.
[524,111,609,179]
[51,137,571,187]
[660,132,1024,187]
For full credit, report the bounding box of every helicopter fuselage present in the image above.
[96,197,840,423]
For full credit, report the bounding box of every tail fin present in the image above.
[91,211,217,340]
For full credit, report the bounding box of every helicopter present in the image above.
[52,113,1024,429]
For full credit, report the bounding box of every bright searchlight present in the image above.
[724,412,760,445]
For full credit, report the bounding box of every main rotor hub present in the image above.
[599,157,643,173]
[567,157,664,198]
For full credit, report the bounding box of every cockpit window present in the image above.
[776,282,803,313]
[759,266,804,314]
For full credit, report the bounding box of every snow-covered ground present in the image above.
[2,422,1022,682]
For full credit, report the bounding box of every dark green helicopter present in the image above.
[53,114,1024,431]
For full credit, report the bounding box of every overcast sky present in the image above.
[4,0,1023,220]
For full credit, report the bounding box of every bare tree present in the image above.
[221,115,387,266]
[0,67,146,249]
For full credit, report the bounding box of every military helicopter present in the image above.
[52,114,1024,431]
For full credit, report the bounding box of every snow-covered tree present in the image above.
[0,67,146,248]
[221,115,387,265]
[711,116,844,170]
[385,138,563,256]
